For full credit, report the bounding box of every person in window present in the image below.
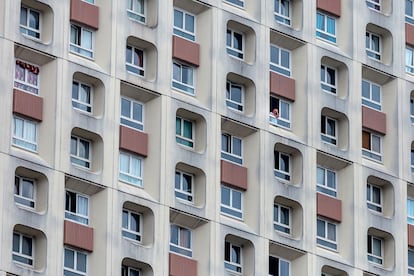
[270,108,280,118]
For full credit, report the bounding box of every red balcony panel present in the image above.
[406,23,414,47]
[70,0,99,30]
[169,253,197,276]
[119,125,148,157]
[362,106,386,135]
[269,72,295,102]
[409,224,414,247]
[64,220,94,252]
[13,89,43,121]
[172,36,200,67]
[220,160,247,191]
[317,193,342,223]
[317,0,341,17]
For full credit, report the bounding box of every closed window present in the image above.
[65,190,89,225]
[269,256,290,276]
[316,166,337,197]
[362,130,382,162]
[317,218,337,250]
[72,81,92,113]
[170,224,192,257]
[316,12,336,43]
[273,204,291,234]
[274,0,291,26]
[127,0,145,23]
[119,151,143,186]
[221,185,243,219]
[362,79,381,111]
[407,46,414,74]
[173,8,195,41]
[122,209,142,242]
[122,266,141,276]
[367,234,383,265]
[176,117,194,148]
[407,0,414,24]
[412,150,414,173]
[320,65,337,94]
[13,116,37,152]
[14,176,35,208]
[367,183,382,213]
[12,232,33,266]
[274,151,290,181]
[409,248,414,275]
[14,60,39,94]
[172,61,195,95]
[20,6,40,39]
[82,0,95,3]
[70,24,93,58]
[226,81,244,112]
[367,0,381,11]
[175,170,193,203]
[64,247,88,276]
[70,136,91,169]
[366,32,381,60]
[226,29,244,59]
[126,45,144,76]
[224,241,242,273]
[321,116,337,145]
[408,198,414,225]
[269,96,291,129]
[224,0,244,8]
[411,98,414,123]
[270,45,291,77]
[120,97,144,131]
[221,133,243,165]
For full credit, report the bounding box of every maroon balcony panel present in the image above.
[172,36,200,67]
[220,160,247,191]
[269,72,295,102]
[169,253,197,276]
[70,0,99,30]
[64,220,94,252]
[119,125,148,157]
[317,0,341,17]
[406,23,414,47]
[317,193,342,223]
[13,89,43,122]
[409,224,414,247]
[362,106,386,135]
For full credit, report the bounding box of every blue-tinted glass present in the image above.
[174,9,183,29]
[221,186,230,204]
[232,190,241,209]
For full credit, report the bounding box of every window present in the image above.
[316,166,337,197]
[407,46,414,74]
[122,209,142,242]
[412,150,414,173]
[320,65,337,94]
[367,183,382,213]
[70,136,91,169]
[127,0,145,23]
[367,235,383,265]
[317,218,337,250]
[13,116,37,152]
[172,61,195,95]
[82,0,95,3]
[120,97,144,131]
[366,32,381,60]
[316,12,336,43]
[274,151,290,181]
[173,8,195,41]
[321,116,337,145]
[273,204,291,234]
[221,185,243,219]
[126,45,144,76]
[14,60,39,95]
[226,81,244,112]
[224,0,244,8]
[122,266,141,276]
[366,0,381,11]
[119,151,143,186]
[175,170,193,203]
[409,248,414,275]
[170,224,192,257]
[270,45,291,77]
[224,242,242,273]
[362,131,382,161]
[64,247,87,276]
[274,0,291,26]
[176,117,194,148]
[70,24,93,58]
[362,79,381,110]
[14,176,35,208]
[12,232,33,266]
[411,98,414,124]
[20,6,40,39]
[72,81,92,113]
[65,190,89,225]
[226,29,244,59]
[269,256,290,276]
[221,133,243,165]
[407,0,414,24]
[269,96,291,128]
[408,198,414,225]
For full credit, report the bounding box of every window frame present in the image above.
[126,45,145,76]
[70,24,94,59]
[316,11,337,44]
[72,80,93,114]
[173,7,196,41]
[224,241,242,273]
[221,133,243,165]
[12,232,34,266]
[269,255,290,276]
[366,31,381,61]
[175,117,194,148]
[270,44,291,77]
[274,0,291,26]
[172,60,195,95]
[407,0,414,24]
[12,116,38,152]
[362,79,382,111]
[274,151,291,181]
[367,234,384,265]
[120,96,144,131]
[226,80,244,112]
[65,190,89,225]
[409,247,414,275]
[14,60,40,95]
[273,203,291,235]
[224,0,245,8]
[362,130,382,162]
[20,6,41,39]
[316,218,338,251]
[408,198,414,225]
[14,175,36,209]
[64,247,88,276]
[122,266,141,276]
[122,208,142,243]
[321,115,337,145]
[320,64,337,94]
[226,28,244,60]
[407,46,414,74]
[175,170,194,203]
[316,166,337,197]
[70,135,91,169]
[119,151,143,187]
[221,185,243,220]
[127,0,146,24]
[269,96,291,129]
[366,183,382,213]
[170,224,192,257]
[367,0,381,11]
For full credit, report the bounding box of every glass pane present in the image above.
[82,30,92,49]
[317,167,325,185]
[126,46,133,63]
[316,13,324,30]
[233,138,242,156]
[122,210,129,228]
[280,101,290,119]
[362,80,370,98]
[170,225,178,244]
[183,120,192,139]
[121,98,131,118]
[231,85,242,103]
[77,196,88,217]
[280,154,289,172]
[326,17,335,35]
[29,10,39,29]
[22,236,32,255]
[231,246,240,263]
[13,233,20,252]
[14,118,23,138]
[372,238,382,256]
[371,136,381,153]
[79,139,89,159]
[281,50,290,68]
[233,32,243,51]
[176,118,181,135]
[182,66,193,85]
[72,82,79,100]
[70,137,77,155]
[270,46,279,64]
[20,7,27,25]
[280,207,289,225]
[317,219,325,237]
[64,248,75,268]
[232,190,241,209]
[221,186,230,205]
[174,9,183,28]
[372,186,381,204]
[327,223,336,241]
[173,63,181,81]
[21,179,34,199]
[372,84,381,103]
[327,67,335,85]
[132,102,142,122]
[77,252,87,272]
[130,212,140,232]
[119,153,129,173]
[182,174,192,192]
[327,170,336,189]
[175,172,181,189]
[185,14,194,33]
[80,85,90,103]
[130,156,141,176]
[280,259,290,275]
[222,134,229,152]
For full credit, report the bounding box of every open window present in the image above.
[274,143,302,185]
[14,167,48,213]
